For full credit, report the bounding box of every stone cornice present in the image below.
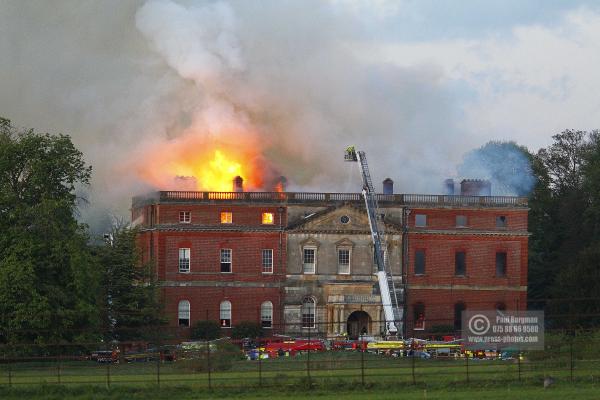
[407,283,527,291]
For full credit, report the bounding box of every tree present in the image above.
[231,321,263,339]
[0,118,99,345]
[528,129,600,328]
[190,320,221,341]
[537,129,590,194]
[96,226,164,342]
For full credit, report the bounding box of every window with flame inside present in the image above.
[262,212,274,225]
[220,211,232,224]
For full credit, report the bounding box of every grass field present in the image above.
[1,345,599,399]
[0,381,599,400]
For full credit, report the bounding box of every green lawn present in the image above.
[0,382,599,400]
[0,349,599,397]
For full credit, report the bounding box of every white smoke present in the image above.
[1,0,501,232]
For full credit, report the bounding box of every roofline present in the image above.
[132,191,528,209]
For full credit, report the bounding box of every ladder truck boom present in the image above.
[344,146,403,336]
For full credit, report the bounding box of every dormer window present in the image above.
[262,212,274,225]
[415,214,427,227]
[496,215,507,228]
[179,211,191,223]
[221,211,232,224]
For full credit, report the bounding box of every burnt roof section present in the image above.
[132,191,528,209]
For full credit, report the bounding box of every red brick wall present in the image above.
[408,208,528,231]
[405,288,527,335]
[155,231,286,282]
[155,204,287,227]
[407,234,527,287]
[163,286,283,334]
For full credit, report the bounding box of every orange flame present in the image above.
[133,131,267,192]
[171,150,244,192]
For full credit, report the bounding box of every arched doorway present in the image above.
[347,311,371,339]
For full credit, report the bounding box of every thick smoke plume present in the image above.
[1,0,516,232]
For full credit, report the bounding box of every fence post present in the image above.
[570,338,574,383]
[517,352,521,382]
[156,349,161,387]
[360,343,365,386]
[206,338,212,389]
[5,348,12,388]
[307,327,311,389]
[106,361,111,389]
[57,354,61,384]
[465,353,469,383]
[411,343,416,385]
[258,340,263,387]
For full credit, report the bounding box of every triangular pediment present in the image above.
[287,204,400,233]
[335,238,355,248]
[300,237,321,248]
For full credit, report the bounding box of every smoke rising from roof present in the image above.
[1,0,522,231]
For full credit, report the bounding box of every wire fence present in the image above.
[1,320,599,389]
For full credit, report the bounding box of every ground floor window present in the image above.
[261,301,273,328]
[301,297,316,328]
[413,303,425,330]
[220,301,231,327]
[454,302,466,331]
[178,300,190,327]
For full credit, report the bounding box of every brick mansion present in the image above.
[132,178,528,339]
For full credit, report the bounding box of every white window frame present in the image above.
[301,297,316,329]
[220,300,232,328]
[179,211,191,224]
[415,214,427,227]
[178,300,190,327]
[220,248,232,273]
[337,248,351,275]
[456,215,467,227]
[178,248,190,273]
[220,211,232,224]
[303,247,316,274]
[262,249,273,274]
[261,301,273,329]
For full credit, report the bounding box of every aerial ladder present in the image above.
[345,146,404,337]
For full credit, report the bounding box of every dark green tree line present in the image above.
[0,118,162,345]
[96,226,164,342]
[529,130,600,328]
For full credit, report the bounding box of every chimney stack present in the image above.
[460,179,491,196]
[382,178,394,195]
[275,176,287,192]
[444,179,455,195]
[233,176,244,192]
